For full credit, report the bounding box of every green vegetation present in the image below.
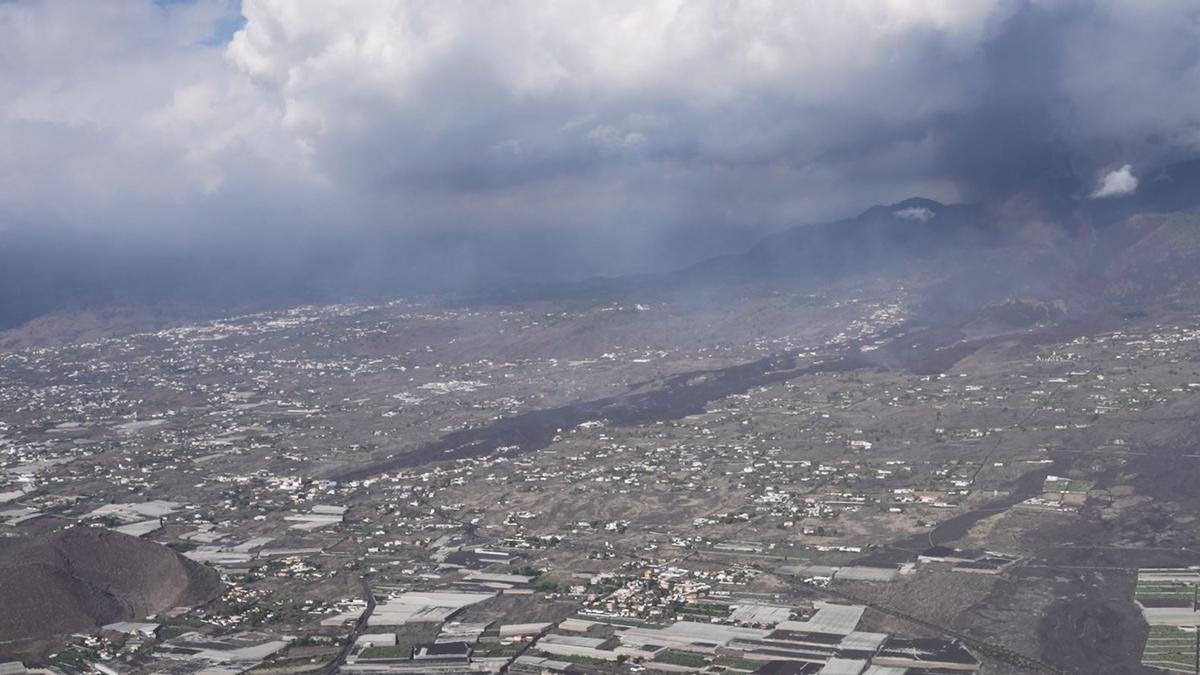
[653,649,709,667]
[512,565,544,578]
[713,654,766,671]
[678,602,730,618]
[578,615,668,629]
[1060,479,1093,494]
[289,635,339,647]
[533,650,616,666]
[47,648,91,670]
[157,624,193,640]
[251,655,331,672]
[1142,625,1199,673]
[1136,581,1196,608]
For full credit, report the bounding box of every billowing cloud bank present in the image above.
[1,0,1200,317]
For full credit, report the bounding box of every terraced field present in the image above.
[1142,625,1199,673]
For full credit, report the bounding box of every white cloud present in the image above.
[225,0,1010,174]
[0,0,1198,247]
[1090,164,1138,199]
[0,0,318,231]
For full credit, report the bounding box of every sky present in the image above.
[2,0,1200,323]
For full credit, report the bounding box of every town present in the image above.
[4,283,1200,674]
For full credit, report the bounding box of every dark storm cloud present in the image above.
[2,1,1200,326]
[941,1,1200,202]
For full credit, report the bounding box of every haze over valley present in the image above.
[5,2,1200,675]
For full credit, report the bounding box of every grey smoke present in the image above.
[1090,164,1138,199]
[894,207,937,222]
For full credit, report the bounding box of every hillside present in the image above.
[678,198,991,284]
[1107,209,1200,306]
[0,529,222,645]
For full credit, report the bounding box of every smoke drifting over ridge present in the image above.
[1091,165,1139,200]
[2,1,1200,326]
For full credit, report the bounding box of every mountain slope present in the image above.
[1107,209,1200,306]
[0,529,222,645]
[678,198,992,285]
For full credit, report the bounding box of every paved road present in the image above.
[321,576,375,675]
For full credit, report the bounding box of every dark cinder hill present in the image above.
[0,528,222,644]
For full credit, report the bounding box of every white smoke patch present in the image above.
[893,206,936,221]
[1090,164,1138,199]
